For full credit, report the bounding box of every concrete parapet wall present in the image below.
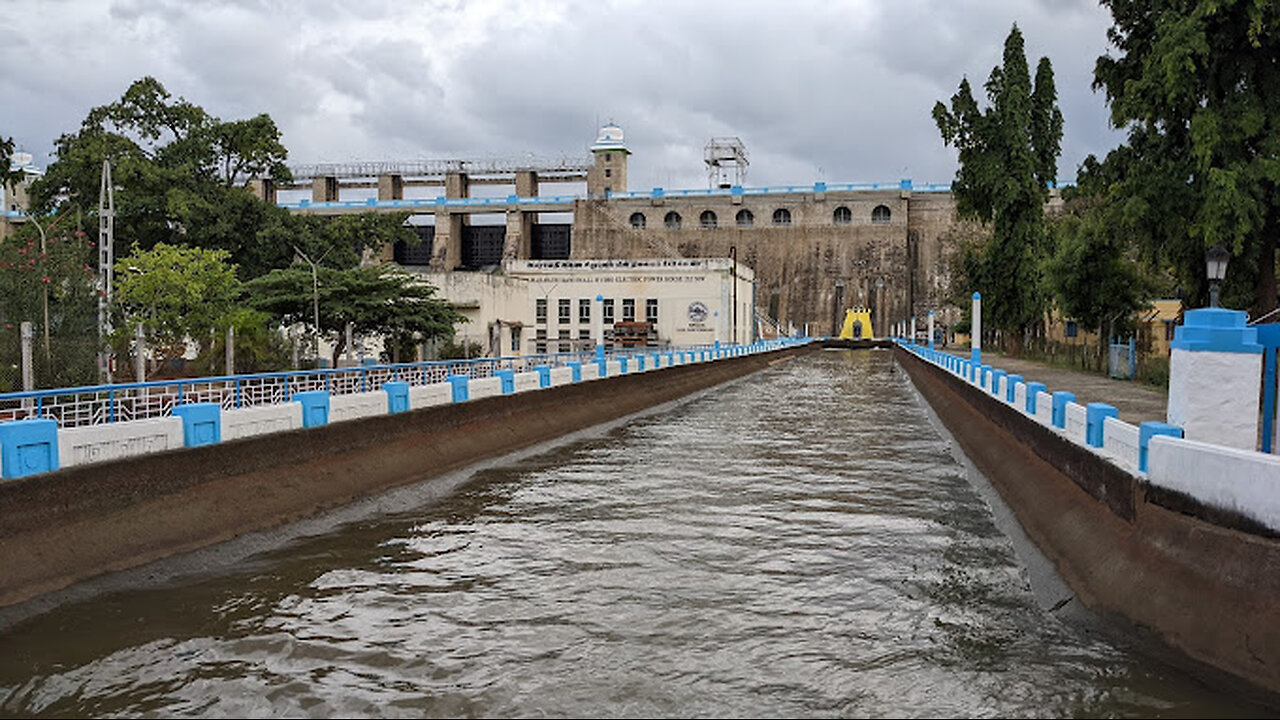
[58,417,183,468]
[409,382,453,409]
[514,371,542,392]
[330,390,387,423]
[549,367,575,386]
[1034,392,1054,426]
[224,404,302,442]
[1101,416,1140,474]
[469,377,502,400]
[1064,402,1087,445]
[1148,435,1280,534]
[0,342,808,611]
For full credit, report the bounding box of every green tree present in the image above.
[113,242,241,362]
[1093,0,1280,315]
[1,135,23,189]
[1044,187,1151,345]
[244,263,464,366]
[933,25,1064,351]
[29,77,293,270]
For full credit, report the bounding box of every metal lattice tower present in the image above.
[705,138,748,189]
[98,159,114,383]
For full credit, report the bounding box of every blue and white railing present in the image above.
[0,338,811,479]
[895,337,1280,534]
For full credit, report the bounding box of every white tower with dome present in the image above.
[587,122,629,198]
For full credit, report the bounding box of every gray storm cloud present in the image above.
[1,0,1121,190]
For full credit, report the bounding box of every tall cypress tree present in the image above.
[933,25,1063,350]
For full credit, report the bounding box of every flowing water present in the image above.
[0,349,1266,717]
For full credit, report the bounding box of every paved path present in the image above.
[941,349,1168,425]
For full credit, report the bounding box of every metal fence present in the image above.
[1108,337,1136,379]
[0,343,721,429]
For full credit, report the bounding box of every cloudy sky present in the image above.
[1,0,1124,192]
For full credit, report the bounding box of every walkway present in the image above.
[944,349,1167,425]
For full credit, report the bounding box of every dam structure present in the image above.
[251,124,1000,339]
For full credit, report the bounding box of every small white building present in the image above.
[413,258,756,357]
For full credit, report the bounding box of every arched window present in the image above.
[872,205,891,224]
[736,209,754,227]
[700,210,718,229]
[664,211,682,229]
[629,212,646,229]
[833,206,852,225]
[772,208,792,226]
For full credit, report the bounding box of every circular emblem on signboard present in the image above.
[687,301,709,323]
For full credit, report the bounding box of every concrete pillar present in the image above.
[910,316,916,344]
[248,178,276,204]
[504,210,533,260]
[515,170,538,198]
[20,321,33,392]
[225,325,235,376]
[928,310,935,350]
[377,174,404,201]
[312,176,339,203]
[1167,307,1264,450]
[135,322,146,382]
[594,294,605,362]
[431,211,464,270]
[971,291,982,375]
[445,171,470,199]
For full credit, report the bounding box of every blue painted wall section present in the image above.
[1025,382,1046,414]
[567,362,582,383]
[172,402,222,447]
[1170,307,1263,354]
[1006,375,1023,404]
[447,375,470,403]
[293,390,330,428]
[384,381,409,414]
[0,418,59,479]
[991,369,1007,396]
[1051,391,1075,429]
[1257,324,1280,454]
[535,365,551,388]
[495,370,515,394]
[1085,403,1118,448]
[1139,422,1184,472]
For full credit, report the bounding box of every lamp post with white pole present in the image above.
[293,245,331,365]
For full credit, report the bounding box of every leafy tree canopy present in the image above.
[1092,0,1280,314]
[244,263,465,365]
[933,25,1063,343]
[113,242,241,360]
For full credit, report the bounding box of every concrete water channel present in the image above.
[0,349,1270,717]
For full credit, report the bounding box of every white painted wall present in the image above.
[58,417,183,468]
[1148,435,1280,533]
[1034,392,1054,426]
[1064,402,1088,445]
[224,404,302,441]
[469,377,503,400]
[549,367,575,386]
[1167,349,1262,451]
[513,371,542,392]
[330,391,387,423]
[409,382,452,409]
[1102,416,1140,474]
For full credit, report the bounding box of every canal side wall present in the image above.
[0,341,809,610]
[894,342,1280,696]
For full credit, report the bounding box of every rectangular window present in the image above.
[535,327,546,355]
[603,299,615,324]
[645,298,658,324]
[579,328,591,341]
[605,168,612,178]
[579,298,591,324]
[558,298,571,323]
[535,342,547,353]
[511,326,522,354]
[558,328,571,353]
[622,298,636,322]
[536,298,547,324]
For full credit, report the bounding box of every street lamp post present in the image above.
[293,245,331,365]
[31,218,50,365]
[1206,244,1230,308]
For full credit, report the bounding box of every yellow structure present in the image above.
[839,307,874,339]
